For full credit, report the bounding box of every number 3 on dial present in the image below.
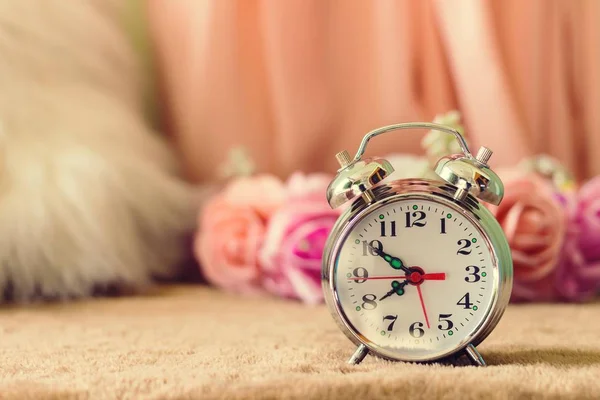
[465,266,481,283]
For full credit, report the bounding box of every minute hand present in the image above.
[369,243,411,274]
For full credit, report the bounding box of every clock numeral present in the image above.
[437,314,454,330]
[362,240,382,256]
[405,211,427,228]
[440,218,447,234]
[383,315,398,331]
[380,221,397,237]
[465,266,481,283]
[457,239,472,255]
[352,267,369,283]
[457,293,473,309]
[361,294,378,310]
[409,322,425,338]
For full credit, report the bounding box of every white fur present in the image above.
[0,1,195,301]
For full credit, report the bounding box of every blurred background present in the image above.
[133,0,599,183]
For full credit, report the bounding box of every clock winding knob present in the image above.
[335,150,352,168]
[475,146,493,165]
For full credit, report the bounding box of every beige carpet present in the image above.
[0,286,599,400]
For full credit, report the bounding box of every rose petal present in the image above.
[512,233,553,252]
[578,201,600,260]
[576,262,600,280]
[284,266,323,305]
[195,195,267,295]
[491,172,566,302]
[259,173,340,303]
[223,175,286,218]
[499,202,526,239]
[287,172,333,200]
[282,217,337,271]
[512,250,556,281]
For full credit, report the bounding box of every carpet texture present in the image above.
[0,286,599,399]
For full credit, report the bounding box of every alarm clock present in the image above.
[321,122,513,366]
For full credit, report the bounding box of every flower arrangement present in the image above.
[195,112,600,303]
[195,172,340,304]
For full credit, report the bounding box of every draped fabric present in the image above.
[147,0,600,183]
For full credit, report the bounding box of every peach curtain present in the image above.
[147,0,600,183]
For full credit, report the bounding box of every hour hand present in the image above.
[380,280,407,301]
[368,243,411,274]
[380,289,395,301]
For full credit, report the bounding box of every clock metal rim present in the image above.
[322,179,513,363]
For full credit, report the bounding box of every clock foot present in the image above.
[465,343,486,366]
[347,344,369,365]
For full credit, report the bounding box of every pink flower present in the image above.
[194,175,285,294]
[555,177,600,301]
[487,171,567,302]
[259,173,341,304]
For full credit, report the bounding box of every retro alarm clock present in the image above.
[322,122,513,366]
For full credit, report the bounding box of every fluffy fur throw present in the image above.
[0,1,195,301]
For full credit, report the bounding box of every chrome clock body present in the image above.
[322,122,513,366]
[322,180,513,364]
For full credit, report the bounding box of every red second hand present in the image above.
[348,273,446,281]
[416,285,430,329]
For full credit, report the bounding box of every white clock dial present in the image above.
[333,196,498,361]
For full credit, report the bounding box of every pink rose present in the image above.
[555,177,600,301]
[194,175,285,294]
[259,173,341,304]
[488,171,567,302]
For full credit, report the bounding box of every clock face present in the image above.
[332,196,498,361]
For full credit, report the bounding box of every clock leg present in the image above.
[465,343,486,366]
[347,344,369,365]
